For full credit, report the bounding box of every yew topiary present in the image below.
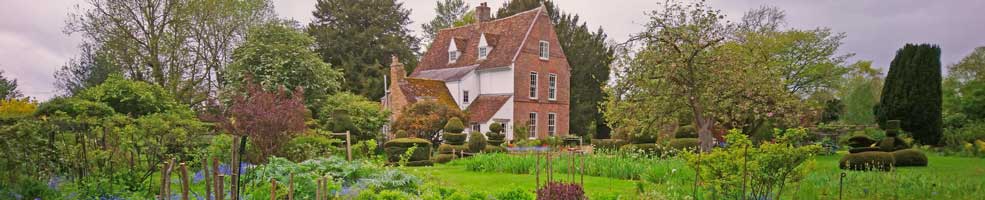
[490,122,504,133]
[444,117,465,133]
[468,131,487,153]
[839,151,895,171]
[443,133,467,145]
[892,149,928,167]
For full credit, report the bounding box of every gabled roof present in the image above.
[398,78,457,108]
[465,94,512,123]
[415,7,545,72]
[410,65,477,81]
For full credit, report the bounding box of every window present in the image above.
[478,46,488,59]
[448,51,459,63]
[528,112,538,138]
[548,74,557,100]
[547,113,556,136]
[539,40,549,59]
[463,90,470,104]
[529,72,538,99]
[472,123,480,132]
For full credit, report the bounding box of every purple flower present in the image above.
[193,170,205,183]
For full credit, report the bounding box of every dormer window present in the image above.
[539,40,549,60]
[448,39,460,63]
[478,33,491,60]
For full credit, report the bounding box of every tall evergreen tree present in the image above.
[308,0,419,100]
[877,44,943,145]
[496,0,615,138]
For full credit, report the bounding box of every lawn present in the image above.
[404,152,985,199]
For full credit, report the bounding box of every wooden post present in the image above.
[535,152,540,189]
[160,160,169,200]
[315,177,322,200]
[580,152,585,186]
[346,131,352,161]
[203,158,212,200]
[270,178,277,200]
[230,136,240,200]
[180,163,190,200]
[216,175,225,200]
[288,173,294,200]
[212,157,220,200]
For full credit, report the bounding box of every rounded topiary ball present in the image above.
[489,122,504,134]
[892,149,928,167]
[468,131,487,153]
[444,117,465,133]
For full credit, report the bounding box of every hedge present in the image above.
[383,138,432,163]
[437,144,469,154]
[892,149,928,167]
[443,133,467,145]
[592,139,628,150]
[847,135,878,148]
[675,125,697,138]
[848,147,883,154]
[431,154,458,164]
[839,151,895,171]
[669,138,700,151]
[484,145,507,153]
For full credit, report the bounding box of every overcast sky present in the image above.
[2,0,983,100]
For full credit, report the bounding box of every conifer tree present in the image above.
[877,44,943,145]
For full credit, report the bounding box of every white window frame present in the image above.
[547,113,556,136]
[463,90,470,104]
[548,73,557,100]
[448,51,459,63]
[528,112,538,139]
[478,46,489,60]
[539,40,549,60]
[529,71,538,99]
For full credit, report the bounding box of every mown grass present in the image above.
[407,152,985,199]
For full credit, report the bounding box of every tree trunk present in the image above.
[689,95,716,152]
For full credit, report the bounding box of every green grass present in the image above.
[404,152,985,199]
[403,164,641,199]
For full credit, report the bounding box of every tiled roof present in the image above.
[410,65,477,81]
[415,7,544,72]
[399,78,458,108]
[465,94,512,123]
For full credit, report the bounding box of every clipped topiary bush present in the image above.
[487,130,506,146]
[394,130,410,138]
[675,125,697,138]
[443,133,467,145]
[847,135,878,148]
[444,117,465,133]
[483,145,507,153]
[839,151,895,171]
[669,138,700,151]
[383,138,432,163]
[490,122,504,133]
[892,149,928,167]
[848,147,882,154]
[431,154,458,164]
[591,139,628,150]
[468,131,487,153]
[437,144,469,154]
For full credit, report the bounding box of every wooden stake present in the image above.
[345,131,352,161]
[180,163,190,200]
[160,161,169,200]
[270,178,277,200]
[230,136,240,200]
[203,158,212,200]
[288,173,294,200]
[216,175,225,200]
[212,157,220,200]
[315,177,322,200]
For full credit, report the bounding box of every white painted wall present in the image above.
[478,66,514,94]
[446,71,481,110]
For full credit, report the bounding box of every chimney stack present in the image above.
[389,55,405,86]
[476,2,491,22]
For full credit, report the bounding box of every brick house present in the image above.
[384,3,569,140]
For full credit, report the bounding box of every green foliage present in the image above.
[846,135,877,148]
[959,80,985,121]
[351,139,380,160]
[878,44,943,145]
[0,70,23,99]
[245,156,395,199]
[78,75,179,116]
[280,134,341,162]
[437,144,469,154]
[839,61,882,125]
[444,117,465,134]
[489,122,504,134]
[395,130,410,138]
[455,151,690,181]
[892,149,928,166]
[495,188,536,200]
[668,138,699,151]
[619,143,665,156]
[512,122,529,141]
[942,120,985,147]
[432,154,458,164]
[442,133,467,145]
[34,97,115,118]
[359,169,423,194]
[226,21,343,106]
[308,0,419,99]
[393,101,466,140]
[0,98,38,120]
[421,0,469,44]
[674,125,697,138]
[591,139,628,150]
[383,138,432,164]
[467,131,487,153]
[318,92,390,140]
[839,151,895,171]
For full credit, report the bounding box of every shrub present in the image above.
[628,131,658,144]
[34,97,114,117]
[892,149,928,166]
[432,154,458,164]
[351,139,379,159]
[394,130,410,138]
[444,117,465,133]
[848,147,882,154]
[847,135,878,148]
[436,144,468,154]
[468,131,487,153]
[839,151,895,171]
[536,182,585,200]
[669,138,700,151]
[490,122,504,133]
[675,125,697,138]
[280,135,341,162]
[443,133,467,145]
[591,139,628,150]
[383,138,432,163]
[483,145,506,153]
[495,188,535,200]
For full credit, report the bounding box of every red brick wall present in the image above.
[513,10,570,139]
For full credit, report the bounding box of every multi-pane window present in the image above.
[548,74,557,100]
[449,51,459,63]
[463,90,470,104]
[528,112,538,138]
[539,41,549,59]
[529,72,538,99]
[472,123,480,132]
[547,113,556,136]
[478,46,488,59]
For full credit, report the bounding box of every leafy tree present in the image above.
[392,100,466,143]
[308,0,419,100]
[877,44,943,145]
[421,0,469,45]
[225,21,343,107]
[66,0,273,104]
[0,98,37,120]
[495,0,616,138]
[78,75,179,117]
[54,43,118,95]
[839,61,883,125]
[0,70,22,100]
[959,80,985,121]
[208,79,307,161]
[945,47,985,123]
[318,92,390,140]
